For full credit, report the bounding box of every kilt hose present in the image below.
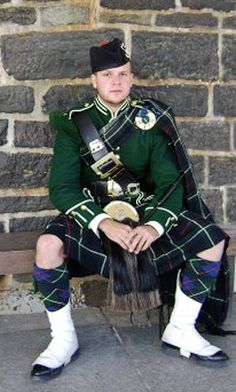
[38,210,229,332]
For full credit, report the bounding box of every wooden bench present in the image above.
[0,224,236,276]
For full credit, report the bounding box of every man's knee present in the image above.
[197,239,225,261]
[36,234,64,269]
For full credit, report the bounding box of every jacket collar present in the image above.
[94,95,130,119]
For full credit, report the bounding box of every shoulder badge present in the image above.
[134,107,157,131]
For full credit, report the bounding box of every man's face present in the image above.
[91,62,133,109]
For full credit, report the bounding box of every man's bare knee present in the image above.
[197,239,225,261]
[36,234,64,269]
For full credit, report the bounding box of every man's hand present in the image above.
[98,219,159,253]
[98,219,133,250]
[126,225,159,254]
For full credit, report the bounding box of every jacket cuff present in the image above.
[145,221,164,238]
[65,199,104,229]
[89,213,112,237]
[144,206,178,233]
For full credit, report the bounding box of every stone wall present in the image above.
[0,0,236,310]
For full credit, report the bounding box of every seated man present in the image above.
[31,38,230,381]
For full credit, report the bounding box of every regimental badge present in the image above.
[134,107,157,130]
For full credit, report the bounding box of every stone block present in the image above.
[100,12,152,25]
[200,189,224,223]
[223,16,236,29]
[0,87,34,113]
[131,85,208,117]
[40,4,89,26]
[190,155,205,184]
[100,0,174,10]
[14,121,55,148]
[0,120,8,146]
[226,189,236,222]
[209,157,236,186]
[9,215,55,232]
[1,30,124,80]
[213,86,236,116]
[0,152,51,188]
[43,85,94,113]
[0,196,53,214]
[222,35,236,81]
[181,0,236,12]
[155,13,217,28]
[80,279,108,307]
[132,32,218,81]
[178,120,230,151]
[0,7,36,25]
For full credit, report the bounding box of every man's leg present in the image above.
[31,234,79,381]
[162,240,229,363]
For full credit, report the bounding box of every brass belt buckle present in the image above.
[91,152,121,179]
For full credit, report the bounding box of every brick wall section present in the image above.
[0,0,235,228]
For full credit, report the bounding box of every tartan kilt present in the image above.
[42,211,230,329]
[42,209,228,279]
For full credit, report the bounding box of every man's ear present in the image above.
[90,74,97,89]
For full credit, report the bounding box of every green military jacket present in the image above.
[49,96,184,233]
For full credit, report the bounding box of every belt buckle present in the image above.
[91,152,121,179]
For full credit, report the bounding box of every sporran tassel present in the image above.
[100,219,162,313]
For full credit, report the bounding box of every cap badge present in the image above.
[134,108,156,130]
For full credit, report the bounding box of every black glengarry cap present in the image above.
[89,38,130,73]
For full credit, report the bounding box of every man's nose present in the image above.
[112,76,121,84]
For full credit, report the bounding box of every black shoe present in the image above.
[162,342,229,366]
[31,347,80,381]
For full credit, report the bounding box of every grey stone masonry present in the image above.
[9,216,55,233]
[227,189,236,222]
[1,30,124,81]
[213,86,236,116]
[100,0,175,10]
[0,87,34,113]
[0,196,53,214]
[0,8,36,25]
[43,85,94,113]
[132,32,218,81]
[0,1,235,300]
[223,16,236,29]
[178,121,231,151]
[222,35,236,81]
[14,121,55,148]
[0,152,50,188]
[181,0,236,12]
[155,13,218,28]
[200,189,224,224]
[131,85,208,117]
[209,157,236,187]
[0,120,8,146]
[40,4,89,26]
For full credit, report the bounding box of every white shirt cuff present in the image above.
[145,221,164,238]
[88,213,112,237]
